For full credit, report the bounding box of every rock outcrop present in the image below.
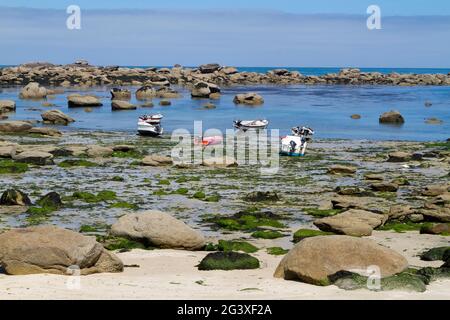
[110,210,206,250]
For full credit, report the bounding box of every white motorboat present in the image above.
[233,119,269,131]
[138,114,164,136]
[280,126,314,156]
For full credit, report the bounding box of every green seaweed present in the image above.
[266,247,289,255]
[111,150,143,159]
[303,208,341,217]
[377,221,427,233]
[193,191,206,199]
[208,213,285,231]
[153,189,169,196]
[58,159,97,168]
[96,235,150,251]
[251,230,285,239]
[70,190,117,203]
[217,240,258,253]
[0,160,28,174]
[293,229,334,242]
[198,252,260,271]
[173,188,189,195]
[158,179,170,185]
[109,201,139,210]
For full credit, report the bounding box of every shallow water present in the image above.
[0,84,449,141]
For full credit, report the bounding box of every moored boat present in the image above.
[280,126,314,156]
[233,119,269,131]
[138,114,164,136]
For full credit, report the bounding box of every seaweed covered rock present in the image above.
[37,192,62,209]
[330,270,427,292]
[0,225,123,275]
[110,210,206,250]
[274,236,408,286]
[243,191,279,202]
[198,251,260,270]
[420,247,450,261]
[0,189,32,206]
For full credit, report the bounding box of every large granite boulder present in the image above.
[199,63,221,74]
[0,100,16,113]
[0,225,123,275]
[135,86,156,100]
[233,93,264,105]
[110,210,206,250]
[379,110,405,124]
[313,209,387,236]
[191,81,221,98]
[13,150,54,165]
[141,154,173,166]
[68,94,102,107]
[41,109,75,125]
[0,121,33,133]
[274,235,408,285]
[327,165,357,175]
[19,82,48,99]
[387,151,412,162]
[155,87,181,98]
[202,156,238,168]
[86,145,114,158]
[111,100,136,110]
[110,88,131,100]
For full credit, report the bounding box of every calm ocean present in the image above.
[0,66,449,141]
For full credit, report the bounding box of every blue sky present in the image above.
[2,0,450,15]
[0,2,449,67]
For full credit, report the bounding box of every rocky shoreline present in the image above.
[1,61,450,87]
[0,129,448,296]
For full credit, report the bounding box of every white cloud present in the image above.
[0,7,449,67]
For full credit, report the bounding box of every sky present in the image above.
[0,1,449,67]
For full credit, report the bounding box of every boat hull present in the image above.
[138,129,163,137]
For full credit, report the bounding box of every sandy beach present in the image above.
[0,231,448,300]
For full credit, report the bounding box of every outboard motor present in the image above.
[280,125,315,156]
[289,140,297,153]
